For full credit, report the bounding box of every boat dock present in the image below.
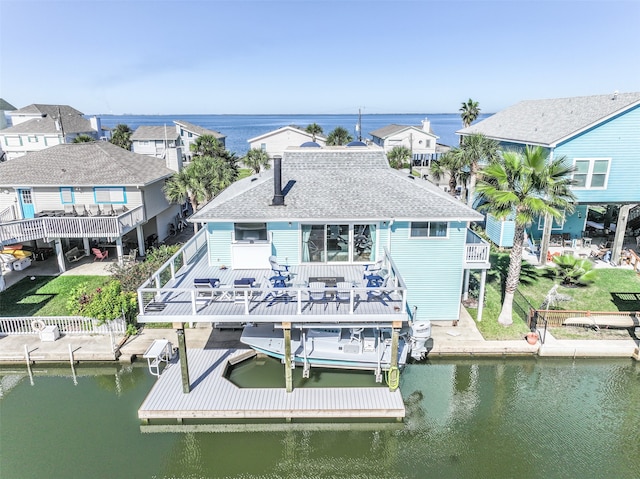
[138,348,406,422]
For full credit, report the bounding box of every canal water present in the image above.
[1,357,638,479]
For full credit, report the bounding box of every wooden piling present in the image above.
[283,322,292,393]
[176,326,190,393]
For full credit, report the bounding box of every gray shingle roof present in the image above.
[10,104,84,117]
[0,116,94,135]
[370,124,435,139]
[247,125,327,143]
[0,99,16,111]
[131,125,180,141]
[0,141,176,187]
[191,147,482,222]
[174,120,225,139]
[458,92,640,146]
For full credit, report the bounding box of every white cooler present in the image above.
[13,257,32,271]
[40,325,60,342]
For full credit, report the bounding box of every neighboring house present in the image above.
[0,98,16,130]
[131,125,183,172]
[458,91,640,262]
[0,142,181,272]
[370,118,445,165]
[136,144,491,333]
[174,120,226,163]
[0,104,107,161]
[248,125,328,158]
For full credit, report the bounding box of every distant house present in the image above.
[458,91,640,262]
[174,120,226,163]
[370,118,446,165]
[248,126,327,158]
[0,98,16,130]
[131,125,183,172]
[0,104,107,161]
[0,142,181,272]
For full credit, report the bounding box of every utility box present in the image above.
[12,257,32,271]
[40,325,60,342]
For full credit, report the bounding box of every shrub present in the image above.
[67,280,137,324]
[552,254,597,286]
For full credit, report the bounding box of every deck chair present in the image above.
[335,281,354,310]
[194,279,220,307]
[306,282,328,311]
[87,204,102,216]
[366,274,392,306]
[268,255,291,279]
[91,247,109,261]
[63,204,77,216]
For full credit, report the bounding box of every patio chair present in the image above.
[91,247,109,261]
[62,204,77,216]
[335,281,354,310]
[363,259,384,277]
[366,274,391,306]
[194,279,219,307]
[86,204,102,216]
[305,282,328,311]
[269,255,291,279]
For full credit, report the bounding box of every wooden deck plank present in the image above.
[138,349,404,420]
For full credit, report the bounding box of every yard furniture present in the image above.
[91,247,109,261]
[306,282,328,311]
[143,339,173,377]
[65,246,85,262]
[335,281,355,310]
[269,255,291,279]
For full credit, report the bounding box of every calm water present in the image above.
[1,358,638,479]
[96,113,490,155]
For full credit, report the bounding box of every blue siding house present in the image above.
[458,92,640,261]
[136,145,491,330]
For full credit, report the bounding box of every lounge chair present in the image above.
[306,282,328,311]
[92,248,109,261]
[269,255,291,279]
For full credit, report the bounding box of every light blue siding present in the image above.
[270,221,299,264]
[555,105,640,203]
[529,206,588,240]
[207,223,233,268]
[389,221,466,321]
[485,214,515,247]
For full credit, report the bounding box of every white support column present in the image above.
[82,237,90,255]
[463,270,470,301]
[477,269,487,322]
[612,204,633,264]
[136,225,146,257]
[55,238,66,273]
[115,237,124,265]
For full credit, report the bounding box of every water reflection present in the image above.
[1,359,639,479]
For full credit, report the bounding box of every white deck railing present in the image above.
[465,229,490,263]
[0,205,17,223]
[0,316,126,335]
[0,205,144,245]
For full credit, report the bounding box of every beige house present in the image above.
[369,118,442,163]
[174,120,226,164]
[131,125,183,172]
[248,126,327,158]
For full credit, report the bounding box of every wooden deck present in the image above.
[138,348,406,421]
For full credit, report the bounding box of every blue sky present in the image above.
[1,0,638,115]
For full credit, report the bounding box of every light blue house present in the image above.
[459,92,640,261]
[136,145,490,332]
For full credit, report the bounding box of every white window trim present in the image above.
[538,210,565,231]
[409,221,449,239]
[572,158,611,190]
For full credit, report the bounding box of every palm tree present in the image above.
[326,126,353,146]
[451,133,499,206]
[242,148,271,174]
[190,134,239,178]
[110,124,133,150]
[387,146,412,170]
[475,145,575,325]
[460,98,481,128]
[73,134,95,143]
[305,123,323,142]
[430,150,468,197]
[164,155,238,214]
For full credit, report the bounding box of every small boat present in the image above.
[240,321,431,381]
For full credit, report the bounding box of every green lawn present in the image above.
[0,276,109,317]
[467,252,640,340]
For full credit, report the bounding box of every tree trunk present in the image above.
[498,224,526,326]
[467,171,477,207]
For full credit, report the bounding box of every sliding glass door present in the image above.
[301,223,376,263]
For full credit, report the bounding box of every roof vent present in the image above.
[612,90,619,100]
[346,140,367,147]
[300,141,321,148]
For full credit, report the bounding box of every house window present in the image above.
[28,136,39,143]
[261,143,266,152]
[425,139,431,148]
[234,223,268,242]
[410,221,448,238]
[60,187,74,204]
[301,223,376,263]
[188,132,193,138]
[537,210,565,230]
[573,158,610,189]
[94,187,126,204]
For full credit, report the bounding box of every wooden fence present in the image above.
[528,309,640,328]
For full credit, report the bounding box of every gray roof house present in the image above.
[174,120,226,163]
[0,141,180,272]
[0,103,106,161]
[0,98,16,130]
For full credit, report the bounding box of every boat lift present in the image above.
[143,339,173,377]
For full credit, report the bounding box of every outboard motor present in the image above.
[409,320,432,361]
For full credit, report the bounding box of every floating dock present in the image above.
[138,348,405,422]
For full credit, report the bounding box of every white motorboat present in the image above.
[240,321,431,381]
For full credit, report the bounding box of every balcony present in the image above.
[464,229,490,267]
[136,229,411,325]
[0,205,144,246]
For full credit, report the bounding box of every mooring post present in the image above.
[175,323,190,393]
[283,322,293,393]
[388,321,402,391]
[24,344,34,386]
